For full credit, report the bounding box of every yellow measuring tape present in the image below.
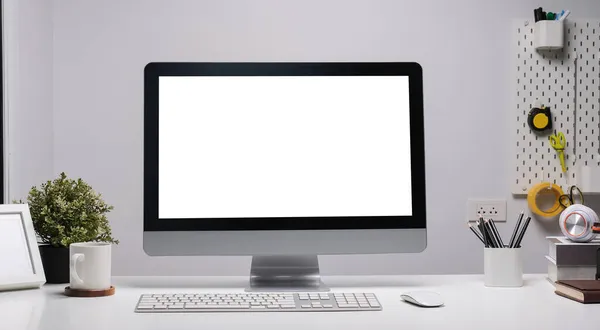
[527,182,565,217]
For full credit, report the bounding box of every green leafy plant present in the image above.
[16,172,119,247]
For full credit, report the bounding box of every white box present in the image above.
[534,20,564,50]
[484,248,523,287]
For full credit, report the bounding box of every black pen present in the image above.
[534,7,543,22]
[509,212,524,248]
[514,217,532,248]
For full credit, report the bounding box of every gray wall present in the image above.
[4,0,54,202]
[31,0,600,275]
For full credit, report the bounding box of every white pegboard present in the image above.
[513,20,600,195]
[574,22,600,168]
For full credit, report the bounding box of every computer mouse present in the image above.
[400,291,444,308]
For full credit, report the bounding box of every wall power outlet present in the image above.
[467,199,507,222]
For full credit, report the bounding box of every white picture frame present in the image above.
[0,204,46,291]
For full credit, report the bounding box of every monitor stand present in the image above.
[246,255,330,292]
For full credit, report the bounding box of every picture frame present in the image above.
[0,204,45,291]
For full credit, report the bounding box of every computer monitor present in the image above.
[144,62,426,291]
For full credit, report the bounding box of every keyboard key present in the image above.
[138,304,154,308]
[323,304,333,308]
[281,305,295,309]
[301,305,311,308]
[137,305,154,310]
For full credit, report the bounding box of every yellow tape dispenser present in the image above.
[527,182,565,217]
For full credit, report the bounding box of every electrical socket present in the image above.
[467,199,507,222]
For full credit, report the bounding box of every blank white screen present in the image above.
[159,76,412,218]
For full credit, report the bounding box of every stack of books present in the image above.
[546,236,600,284]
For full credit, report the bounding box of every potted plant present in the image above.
[16,172,118,283]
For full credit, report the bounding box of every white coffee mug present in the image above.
[70,242,112,290]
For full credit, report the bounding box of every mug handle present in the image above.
[70,253,85,285]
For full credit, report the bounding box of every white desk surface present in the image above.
[1,274,597,330]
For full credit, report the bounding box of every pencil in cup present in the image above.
[508,212,524,248]
[512,216,532,248]
[468,222,485,244]
[488,219,504,247]
[484,219,502,248]
[468,212,532,248]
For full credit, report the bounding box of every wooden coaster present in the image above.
[64,286,115,297]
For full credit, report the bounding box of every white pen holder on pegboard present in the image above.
[534,21,565,50]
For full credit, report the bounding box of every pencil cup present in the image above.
[534,20,564,50]
[484,248,523,287]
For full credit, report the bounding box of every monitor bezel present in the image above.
[144,62,426,232]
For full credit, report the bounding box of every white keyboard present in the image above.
[135,292,382,313]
